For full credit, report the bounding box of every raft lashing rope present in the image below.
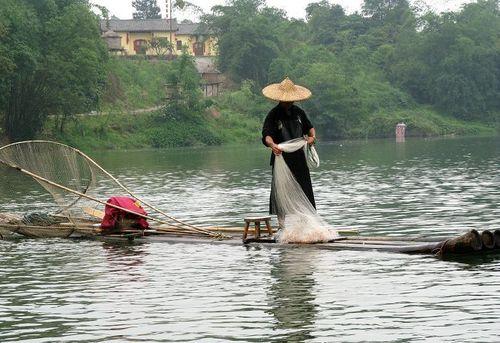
[273,137,338,243]
[0,140,223,238]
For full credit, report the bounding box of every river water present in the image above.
[1,136,499,342]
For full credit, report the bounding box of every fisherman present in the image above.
[261,77,316,229]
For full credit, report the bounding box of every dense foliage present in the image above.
[0,0,108,140]
[203,0,285,86]
[48,58,493,151]
[132,0,161,19]
[47,53,227,149]
[101,58,172,110]
[0,0,497,147]
[388,1,500,121]
[205,0,499,138]
[162,51,206,121]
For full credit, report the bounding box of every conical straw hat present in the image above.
[262,77,312,102]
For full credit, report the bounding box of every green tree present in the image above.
[362,0,410,22]
[204,0,285,86]
[148,37,173,56]
[0,0,108,140]
[390,0,499,120]
[163,50,204,121]
[360,0,416,48]
[202,0,498,138]
[132,0,161,19]
[306,1,346,45]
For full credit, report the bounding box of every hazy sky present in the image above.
[92,0,476,20]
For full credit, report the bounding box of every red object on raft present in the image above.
[101,196,149,231]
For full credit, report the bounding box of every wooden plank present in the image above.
[79,209,359,237]
[244,216,271,222]
[83,207,105,219]
[204,227,359,235]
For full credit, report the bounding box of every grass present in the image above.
[43,108,261,151]
[100,58,173,112]
[41,105,496,152]
[36,58,497,151]
[358,107,496,139]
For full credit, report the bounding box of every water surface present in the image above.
[1,136,499,342]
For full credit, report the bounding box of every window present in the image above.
[133,39,148,54]
[193,42,204,56]
[176,40,182,51]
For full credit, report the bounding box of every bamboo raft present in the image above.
[2,141,497,259]
[1,213,499,258]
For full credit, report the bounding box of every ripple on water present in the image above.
[1,137,499,342]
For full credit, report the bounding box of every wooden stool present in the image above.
[243,215,273,240]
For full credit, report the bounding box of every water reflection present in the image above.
[268,248,319,342]
[102,243,146,266]
[1,137,499,233]
[1,137,499,342]
[99,243,150,287]
[440,251,500,266]
[0,240,99,342]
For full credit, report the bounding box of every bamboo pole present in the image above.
[1,221,207,238]
[494,230,500,249]
[0,223,98,237]
[155,225,209,235]
[0,222,220,240]
[341,235,454,243]
[0,223,88,230]
[438,230,483,255]
[0,140,220,237]
[481,230,495,249]
[67,142,207,233]
[334,239,428,246]
[0,156,220,238]
[81,208,209,235]
[203,226,359,235]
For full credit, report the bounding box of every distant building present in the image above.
[100,19,217,57]
[175,22,216,56]
[195,57,223,97]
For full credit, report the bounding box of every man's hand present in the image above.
[307,136,316,145]
[271,143,282,155]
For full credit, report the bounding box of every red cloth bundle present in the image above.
[100,196,149,231]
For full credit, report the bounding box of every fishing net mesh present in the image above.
[0,140,206,236]
[274,138,338,243]
[1,140,335,242]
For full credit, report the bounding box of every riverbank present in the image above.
[2,57,496,151]
[40,107,496,151]
[42,108,261,150]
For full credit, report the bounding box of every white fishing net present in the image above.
[0,140,215,237]
[0,140,100,236]
[273,137,338,243]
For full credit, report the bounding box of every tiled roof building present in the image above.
[100,19,216,57]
